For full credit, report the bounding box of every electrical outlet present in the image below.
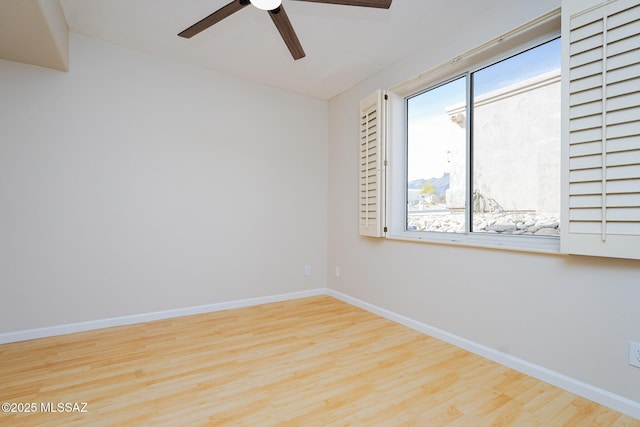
[629,341,640,368]
[335,266,341,277]
[304,265,312,277]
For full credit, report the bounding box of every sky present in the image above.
[406,37,561,182]
[407,78,465,182]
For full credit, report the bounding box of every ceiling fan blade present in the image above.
[292,0,391,8]
[269,6,306,60]
[178,0,250,39]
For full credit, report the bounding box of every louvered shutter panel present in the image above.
[359,90,386,237]
[562,0,640,259]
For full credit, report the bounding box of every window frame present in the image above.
[384,11,563,254]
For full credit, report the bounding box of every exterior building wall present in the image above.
[446,70,561,213]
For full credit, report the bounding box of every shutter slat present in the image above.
[569,194,602,208]
[607,150,640,166]
[607,91,640,111]
[569,221,640,235]
[606,178,640,194]
[569,208,601,221]
[569,164,640,184]
[570,154,602,170]
[570,168,602,182]
[569,73,603,93]
[570,33,603,55]
[607,31,640,56]
[571,10,602,31]
[569,193,640,208]
[570,114,602,131]
[608,134,640,152]
[609,193,640,207]
[607,75,640,96]
[570,140,602,157]
[606,50,640,73]
[570,60,603,81]
[606,62,640,84]
[569,181,602,195]
[570,87,603,106]
[607,121,640,139]
[570,127,602,144]
[570,47,604,68]
[569,207,640,221]
[607,164,640,180]
[571,101,602,119]
[606,105,640,125]
[607,3,640,29]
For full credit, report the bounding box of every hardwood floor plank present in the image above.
[0,296,638,426]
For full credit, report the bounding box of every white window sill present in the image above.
[385,231,561,256]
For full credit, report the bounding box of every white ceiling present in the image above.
[53,1,500,99]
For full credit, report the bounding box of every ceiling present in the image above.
[4,0,502,100]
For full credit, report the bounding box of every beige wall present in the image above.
[327,0,640,406]
[0,33,328,332]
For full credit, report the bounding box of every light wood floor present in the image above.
[1,296,638,426]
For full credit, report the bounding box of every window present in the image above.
[399,35,563,251]
[404,38,562,239]
[363,9,565,253]
[471,39,561,236]
[361,5,640,259]
[406,76,466,234]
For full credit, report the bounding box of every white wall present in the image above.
[0,33,328,333]
[327,0,640,406]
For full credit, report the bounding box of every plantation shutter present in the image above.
[359,90,386,237]
[562,0,640,259]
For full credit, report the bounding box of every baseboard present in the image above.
[327,289,640,421]
[0,288,327,345]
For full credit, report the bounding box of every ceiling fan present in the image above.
[178,0,393,60]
